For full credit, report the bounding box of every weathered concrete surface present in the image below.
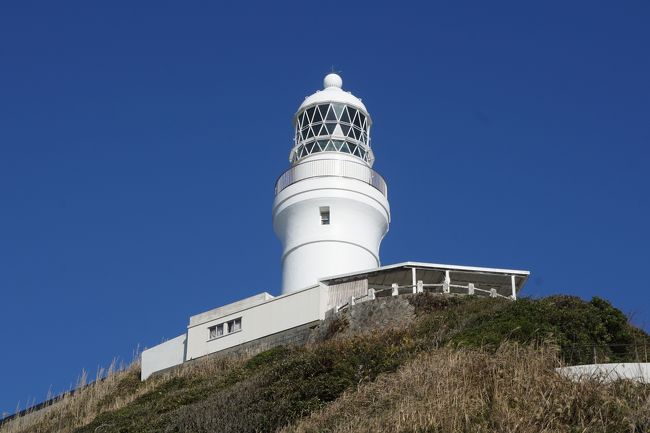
[312,295,416,341]
[557,363,650,383]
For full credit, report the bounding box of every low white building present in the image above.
[141,74,531,380]
[141,262,529,380]
[141,288,325,380]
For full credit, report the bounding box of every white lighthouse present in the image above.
[272,73,391,294]
[140,72,530,380]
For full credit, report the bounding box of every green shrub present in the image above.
[449,295,650,364]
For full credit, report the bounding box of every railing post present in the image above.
[391,283,399,296]
[511,275,517,300]
[443,270,450,294]
[411,268,417,294]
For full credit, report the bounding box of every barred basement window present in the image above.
[320,206,330,225]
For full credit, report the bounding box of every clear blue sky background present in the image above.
[1,0,649,415]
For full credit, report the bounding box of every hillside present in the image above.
[2,294,650,433]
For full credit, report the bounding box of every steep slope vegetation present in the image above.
[2,295,649,433]
[283,345,650,433]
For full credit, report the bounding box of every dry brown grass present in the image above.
[0,354,244,433]
[282,344,650,433]
[1,360,142,433]
[3,294,649,433]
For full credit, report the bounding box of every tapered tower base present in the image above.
[273,172,389,293]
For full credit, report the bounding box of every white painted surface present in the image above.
[141,334,187,380]
[326,278,369,311]
[189,292,274,327]
[557,363,650,383]
[327,260,531,278]
[275,156,386,194]
[273,176,390,294]
[298,73,367,113]
[185,285,326,361]
[323,73,343,89]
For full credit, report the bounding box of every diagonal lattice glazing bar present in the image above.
[292,102,373,164]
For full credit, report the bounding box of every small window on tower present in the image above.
[320,206,330,225]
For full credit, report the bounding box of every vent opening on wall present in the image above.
[320,206,330,225]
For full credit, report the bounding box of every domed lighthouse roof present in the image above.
[290,73,375,166]
[297,73,369,113]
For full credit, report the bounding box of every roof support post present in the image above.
[411,268,417,294]
[443,270,450,294]
[511,275,517,300]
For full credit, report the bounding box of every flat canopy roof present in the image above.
[319,261,530,297]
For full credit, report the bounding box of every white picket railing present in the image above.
[335,280,513,313]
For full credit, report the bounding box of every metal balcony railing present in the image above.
[275,159,387,196]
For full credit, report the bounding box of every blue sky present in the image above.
[1,0,649,415]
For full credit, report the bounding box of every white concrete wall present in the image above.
[141,334,187,380]
[557,363,650,383]
[189,292,273,327]
[185,285,326,361]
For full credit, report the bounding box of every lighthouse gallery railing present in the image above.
[275,159,387,196]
